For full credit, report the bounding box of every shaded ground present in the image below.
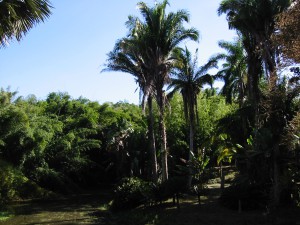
[0,189,112,225]
[1,182,300,225]
[104,184,300,225]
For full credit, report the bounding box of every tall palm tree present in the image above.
[210,38,250,155]
[103,37,159,182]
[168,47,215,187]
[210,37,247,106]
[129,0,199,181]
[0,0,52,47]
[218,0,292,206]
[218,0,290,100]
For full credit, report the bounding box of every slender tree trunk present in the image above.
[246,49,262,158]
[273,142,281,206]
[148,96,158,182]
[160,109,168,182]
[220,162,225,191]
[187,98,195,189]
[157,90,168,182]
[187,119,194,189]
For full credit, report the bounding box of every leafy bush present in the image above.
[150,176,187,203]
[110,176,189,212]
[110,177,150,211]
[0,160,52,207]
[34,167,80,194]
[0,168,16,206]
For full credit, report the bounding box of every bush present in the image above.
[150,176,187,203]
[0,168,16,206]
[0,160,52,207]
[35,167,80,194]
[110,177,150,211]
[110,176,189,211]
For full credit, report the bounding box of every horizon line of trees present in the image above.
[0,88,232,201]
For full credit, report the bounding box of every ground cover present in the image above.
[1,179,300,225]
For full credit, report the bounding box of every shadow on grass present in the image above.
[0,189,113,225]
[99,187,300,225]
[2,186,300,225]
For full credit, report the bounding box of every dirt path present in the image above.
[0,190,111,225]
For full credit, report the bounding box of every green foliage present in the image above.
[0,103,31,165]
[189,151,210,183]
[0,0,52,47]
[34,167,79,194]
[0,89,152,196]
[196,93,236,162]
[0,211,11,221]
[166,93,187,159]
[150,176,188,203]
[110,177,150,211]
[0,160,52,207]
[110,176,189,212]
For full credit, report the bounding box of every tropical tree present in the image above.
[218,0,290,106]
[210,37,247,106]
[168,47,215,187]
[218,0,293,206]
[274,0,300,63]
[103,36,159,182]
[127,0,199,181]
[0,0,52,47]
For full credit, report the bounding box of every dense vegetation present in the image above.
[0,90,231,203]
[1,0,300,223]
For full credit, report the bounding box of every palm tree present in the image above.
[129,0,199,181]
[218,0,292,206]
[168,47,215,187]
[218,0,290,101]
[0,0,52,47]
[210,37,251,150]
[103,37,159,182]
[210,37,247,106]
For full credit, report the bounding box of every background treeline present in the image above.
[0,88,231,204]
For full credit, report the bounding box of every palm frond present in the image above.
[0,0,52,47]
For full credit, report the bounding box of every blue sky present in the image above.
[0,0,236,104]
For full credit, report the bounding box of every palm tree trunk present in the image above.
[187,98,195,189]
[160,111,168,182]
[157,90,168,182]
[273,142,281,206]
[148,96,158,182]
[187,120,194,189]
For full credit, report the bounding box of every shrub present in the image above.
[150,176,187,203]
[110,176,189,211]
[0,168,16,206]
[110,177,150,211]
[35,167,79,194]
[0,160,52,208]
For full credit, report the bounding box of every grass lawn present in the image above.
[0,211,11,222]
[1,178,300,225]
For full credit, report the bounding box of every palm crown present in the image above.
[0,0,52,47]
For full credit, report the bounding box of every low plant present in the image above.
[110,177,150,211]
